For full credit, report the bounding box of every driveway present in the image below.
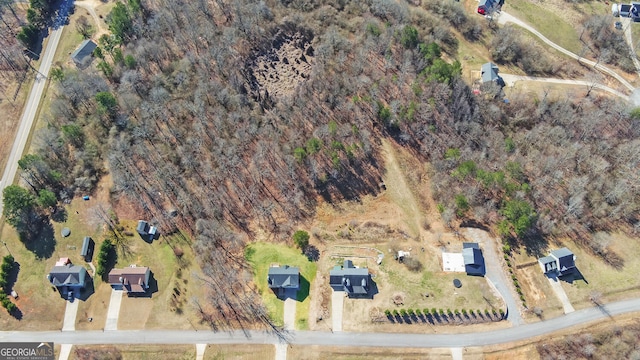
[497,11,634,92]
[283,289,297,331]
[62,297,79,331]
[58,344,72,360]
[275,343,287,360]
[105,289,123,331]
[195,343,206,360]
[621,17,640,77]
[500,74,630,101]
[331,290,344,332]
[547,277,575,314]
[463,228,523,326]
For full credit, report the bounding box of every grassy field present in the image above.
[204,344,274,360]
[504,0,582,54]
[287,345,467,359]
[70,345,195,360]
[245,242,317,329]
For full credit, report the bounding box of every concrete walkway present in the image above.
[450,347,463,360]
[105,289,123,331]
[58,344,72,360]
[62,298,79,331]
[331,290,344,332]
[275,343,288,360]
[498,11,635,92]
[547,277,575,314]
[463,228,523,326]
[195,343,206,360]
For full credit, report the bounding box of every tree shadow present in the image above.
[9,306,23,320]
[4,262,20,293]
[50,207,68,223]
[304,245,319,262]
[559,268,588,285]
[295,275,310,302]
[19,216,56,259]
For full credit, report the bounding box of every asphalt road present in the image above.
[0,26,64,216]
[1,298,639,347]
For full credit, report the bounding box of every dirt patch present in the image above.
[246,24,314,100]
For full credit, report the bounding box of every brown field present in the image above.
[204,344,274,360]
[70,344,195,360]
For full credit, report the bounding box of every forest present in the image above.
[4,0,639,330]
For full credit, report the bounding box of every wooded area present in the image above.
[7,0,639,329]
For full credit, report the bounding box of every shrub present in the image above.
[292,230,310,250]
[384,309,392,317]
[403,257,423,272]
[415,309,422,316]
[461,309,467,315]
[407,308,414,316]
[454,309,460,315]
[432,308,437,315]
[399,309,407,317]
[392,309,399,316]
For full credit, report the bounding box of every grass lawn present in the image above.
[204,344,274,360]
[504,0,582,54]
[245,242,317,329]
[71,345,195,360]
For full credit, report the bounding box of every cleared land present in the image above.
[70,344,195,360]
[204,344,274,360]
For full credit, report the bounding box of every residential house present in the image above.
[136,220,158,241]
[329,260,372,298]
[481,62,506,88]
[71,39,97,67]
[462,243,486,276]
[539,248,576,276]
[267,265,300,294]
[47,259,88,296]
[108,266,151,295]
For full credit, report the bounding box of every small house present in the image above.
[71,39,97,67]
[539,248,576,276]
[267,265,300,292]
[136,220,149,236]
[108,266,151,295]
[462,243,486,276]
[48,260,88,296]
[481,62,506,88]
[329,260,372,298]
[80,236,94,262]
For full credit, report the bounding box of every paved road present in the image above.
[500,73,631,101]
[497,12,635,92]
[1,298,640,347]
[0,25,64,215]
[463,228,523,326]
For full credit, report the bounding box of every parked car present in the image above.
[478,0,504,15]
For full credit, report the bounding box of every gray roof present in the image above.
[550,247,573,259]
[48,264,87,287]
[137,220,149,233]
[329,260,370,295]
[462,246,485,276]
[267,265,300,289]
[81,236,91,257]
[539,255,556,264]
[481,62,504,86]
[71,40,97,64]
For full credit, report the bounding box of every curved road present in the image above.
[500,73,631,101]
[498,12,635,92]
[0,298,639,347]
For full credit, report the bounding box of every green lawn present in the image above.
[505,0,582,54]
[245,242,317,329]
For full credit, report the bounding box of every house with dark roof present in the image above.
[539,247,576,276]
[267,265,300,294]
[137,220,158,241]
[329,260,372,298]
[71,39,97,67]
[108,266,151,295]
[481,62,506,88]
[47,261,88,293]
[462,243,486,276]
[80,236,94,262]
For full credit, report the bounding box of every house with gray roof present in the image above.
[539,247,576,276]
[329,260,372,298]
[481,62,505,88]
[267,265,300,293]
[71,39,97,67]
[47,263,88,291]
[462,242,485,276]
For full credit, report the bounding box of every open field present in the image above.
[204,344,274,360]
[70,344,195,360]
[245,242,317,329]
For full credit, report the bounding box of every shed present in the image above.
[137,220,149,236]
[80,236,94,261]
[71,39,97,67]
